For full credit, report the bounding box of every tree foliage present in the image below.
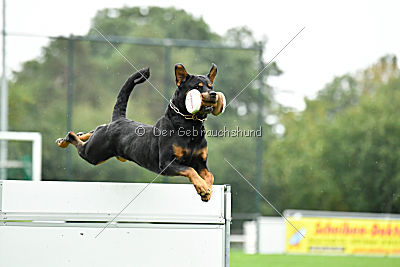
[265,55,400,214]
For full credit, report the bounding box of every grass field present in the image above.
[231,251,400,267]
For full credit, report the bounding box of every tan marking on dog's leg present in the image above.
[199,168,214,201]
[199,168,214,186]
[116,156,127,162]
[67,132,83,147]
[56,138,70,148]
[78,132,93,142]
[178,167,211,199]
[56,131,84,149]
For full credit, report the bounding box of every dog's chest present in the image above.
[172,144,207,162]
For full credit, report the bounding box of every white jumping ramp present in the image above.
[0,180,231,267]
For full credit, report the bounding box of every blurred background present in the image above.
[2,0,400,265]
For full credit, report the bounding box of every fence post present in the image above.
[162,45,172,183]
[66,37,74,180]
[0,0,8,180]
[255,42,264,219]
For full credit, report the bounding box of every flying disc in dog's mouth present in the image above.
[185,89,226,116]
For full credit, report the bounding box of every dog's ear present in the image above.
[207,63,218,84]
[175,63,189,86]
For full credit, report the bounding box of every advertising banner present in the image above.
[286,216,400,255]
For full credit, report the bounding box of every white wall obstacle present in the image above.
[0,180,231,267]
[244,217,285,254]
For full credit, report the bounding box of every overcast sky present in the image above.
[2,0,399,110]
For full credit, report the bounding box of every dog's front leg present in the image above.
[180,167,212,201]
[198,168,214,202]
[160,160,211,202]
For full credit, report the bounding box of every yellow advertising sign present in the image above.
[285,217,400,255]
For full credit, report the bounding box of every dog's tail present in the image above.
[112,68,150,121]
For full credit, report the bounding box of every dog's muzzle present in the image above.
[185,90,226,116]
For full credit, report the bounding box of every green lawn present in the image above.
[231,251,400,267]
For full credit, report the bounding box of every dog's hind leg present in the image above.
[60,131,84,148]
[76,130,94,141]
[56,129,95,148]
[59,130,113,166]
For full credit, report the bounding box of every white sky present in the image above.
[2,0,399,110]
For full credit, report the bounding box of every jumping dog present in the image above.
[56,64,221,201]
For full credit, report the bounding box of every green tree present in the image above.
[265,55,400,214]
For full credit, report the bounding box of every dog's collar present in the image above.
[169,100,207,123]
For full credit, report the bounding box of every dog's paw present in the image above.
[55,138,69,148]
[201,190,212,202]
[56,132,78,148]
[193,178,212,202]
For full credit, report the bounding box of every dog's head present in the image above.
[171,63,224,119]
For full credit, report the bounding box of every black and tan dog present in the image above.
[56,64,220,201]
